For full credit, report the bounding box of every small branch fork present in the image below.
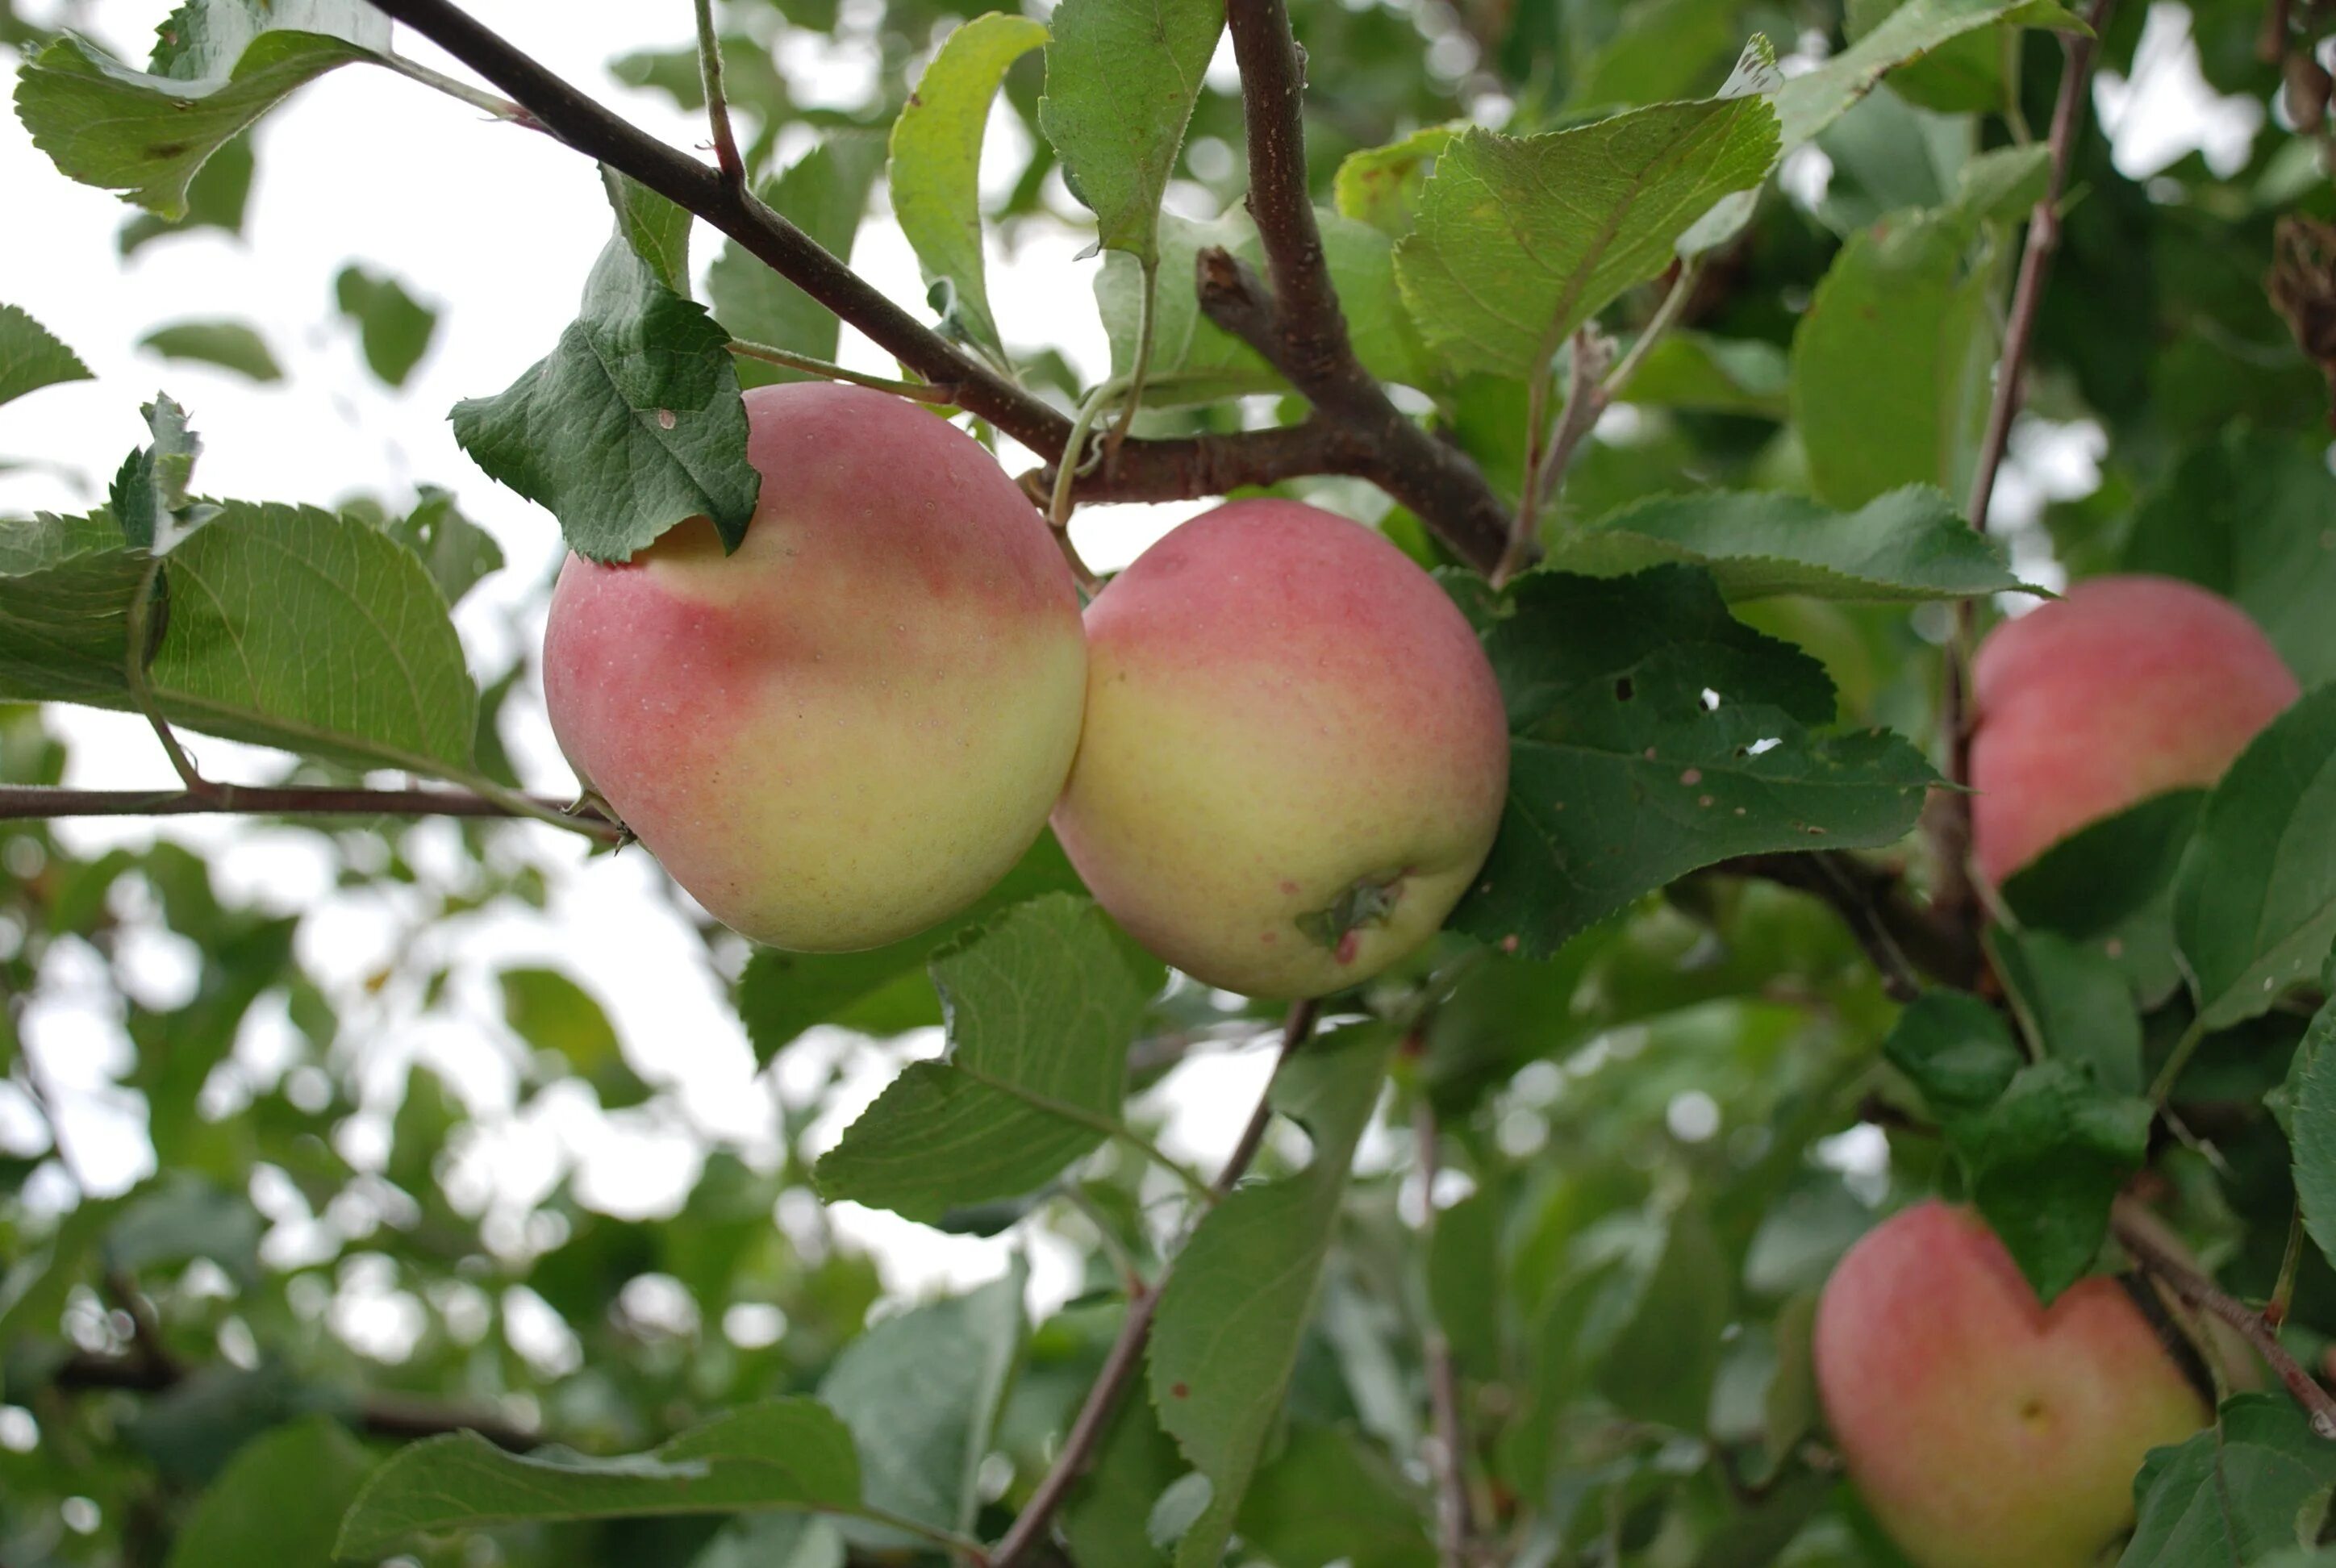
[990,1000,1320,1568]
[2112,1200,2336,1439]
[356,0,1510,568]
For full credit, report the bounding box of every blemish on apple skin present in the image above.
[1335,929,1361,964]
[1279,878,1299,895]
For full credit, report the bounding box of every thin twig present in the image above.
[376,50,541,127]
[53,1352,543,1451]
[1936,0,2117,920]
[1501,326,1612,586]
[728,340,960,401]
[691,0,745,188]
[1716,853,1975,997]
[991,1000,1320,1567]
[1412,1092,1475,1567]
[0,784,621,841]
[2112,1200,2336,1440]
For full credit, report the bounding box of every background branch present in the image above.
[991,1000,1320,1567]
[1717,852,1979,996]
[52,1351,543,1452]
[1411,1091,1475,1567]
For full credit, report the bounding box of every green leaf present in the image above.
[1233,1424,1436,1568]
[1591,1203,1733,1429]
[890,12,1048,355]
[1990,927,2144,1096]
[1614,331,1789,418]
[0,511,150,706]
[0,302,94,408]
[2292,949,2336,1274]
[333,264,440,388]
[1685,0,2077,252]
[1549,486,2026,601]
[500,966,651,1111]
[689,1515,846,1568]
[2126,428,2336,689]
[815,895,1153,1220]
[0,500,480,774]
[603,165,695,296]
[1096,207,1437,403]
[336,1399,863,1557]
[111,393,213,552]
[1451,567,1937,957]
[2000,790,2204,1006]
[166,1416,374,1568]
[453,227,758,563]
[13,4,387,219]
[1148,1024,1398,1567]
[1036,0,1223,264]
[1394,100,1779,378]
[2122,1395,2336,1566]
[1882,988,2024,1122]
[104,1174,261,1285]
[737,832,1087,1065]
[1963,1061,2150,1300]
[380,487,503,608]
[1063,1389,1185,1567]
[1791,210,1995,509]
[136,319,282,382]
[818,1264,1024,1539]
[119,131,253,255]
[2175,682,2336,1028]
[708,136,886,389]
[1333,123,1461,239]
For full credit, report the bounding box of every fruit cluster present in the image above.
[543,381,1512,999]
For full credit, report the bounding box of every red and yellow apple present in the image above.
[1814,1202,2212,1568]
[542,382,1087,952]
[1970,574,2296,885]
[1050,498,1509,999]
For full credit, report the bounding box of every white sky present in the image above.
[0,0,2266,1340]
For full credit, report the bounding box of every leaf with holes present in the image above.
[1451,567,1936,957]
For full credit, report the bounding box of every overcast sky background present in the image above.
[0,0,2268,1338]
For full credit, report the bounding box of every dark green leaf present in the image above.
[1990,927,2145,1095]
[2122,1394,2336,1566]
[1453,568,1936,957]
[501,965,651,1110]
[119,132,253,255]
[1964,1062,2150,1300]
[2175,682,2336,1028]
[2292,949,2336,1275]
[380,486,503,608]
[2000,790,2204,1005]
[453,229,757,563]
[1234,1424,1435,1568]
[603,165,694,296]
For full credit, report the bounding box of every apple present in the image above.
[1050,498,1509,999]
[1970,574,2297,885]
[542,381,1087,952]
[1814,1202,2212,1568]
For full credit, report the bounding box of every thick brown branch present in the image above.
[52,1353,543,1452]
[991,1001,1320,1567]
[0,784,618,840]
[361,0,1511,565]
[1203,0,1516,572]
[2111,1201,2336,1439]
[1935,0,2116,923]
